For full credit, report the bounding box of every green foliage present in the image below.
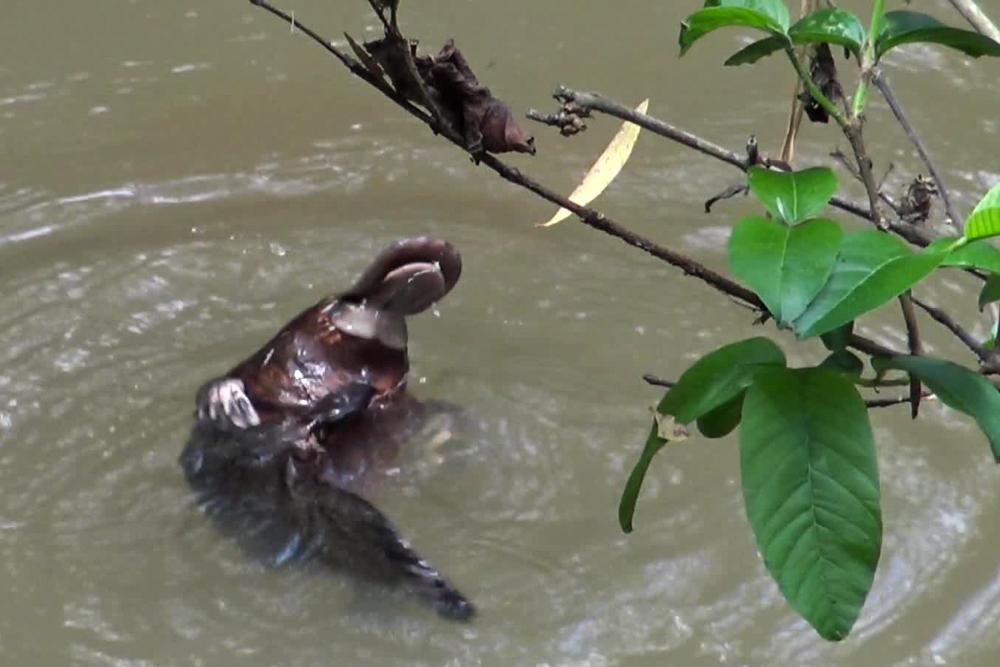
[820,321,854,352]
[793,231,944,338]
[820,349,864,377]
[788,8,865,57]
[939,238,1000,273]
[747,166,838,225]
[875,356,1000,462]
[979,275,1000,310]
[725,7,864,66]
[964,182,1000,241]
[630,1,1000,641]
[696,393,744,438]
[724,35,787,66]
[620,337,785,532]
[740,367,881,641]
[875,11,1000,61]
[657,336,786,423]
[618,422,668,533]
[729,216,841,324]
[679,0,790,56]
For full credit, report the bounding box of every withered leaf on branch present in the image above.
[362,36,534,155]
[363,34,429,105]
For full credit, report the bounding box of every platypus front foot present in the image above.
[196,378,262,430]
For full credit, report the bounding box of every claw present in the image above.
[197,378,262,429]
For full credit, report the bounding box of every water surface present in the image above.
[2,1,1000,665]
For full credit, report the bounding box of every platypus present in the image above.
[180,237,473,620]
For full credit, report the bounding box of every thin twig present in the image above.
[911,295,993,364]
[552,87,747,171]
[872,70,963,232]
[866,392,933,409]
[643,374,676,389]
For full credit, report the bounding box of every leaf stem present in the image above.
[851,0,886,117]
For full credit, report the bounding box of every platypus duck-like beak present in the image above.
[328,237,462,349]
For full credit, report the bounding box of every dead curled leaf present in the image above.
[540,99,649,227]
[362,36,534,155]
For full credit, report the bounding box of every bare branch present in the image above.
[872,70,963,232]
[866,392,933,409]
[642,374,675,389]
[550,87,748,170]
[911,295,993,365]
[947,0,1000,42]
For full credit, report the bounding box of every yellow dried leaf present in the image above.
[539,98,649,227]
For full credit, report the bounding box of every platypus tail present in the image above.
[304,482,475,621]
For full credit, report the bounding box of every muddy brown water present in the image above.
[2,1,1000,665]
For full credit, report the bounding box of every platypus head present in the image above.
[327,237,462,350]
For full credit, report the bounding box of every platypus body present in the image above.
[180,237,473,620]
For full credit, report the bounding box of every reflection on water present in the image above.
[2,0,1000,665]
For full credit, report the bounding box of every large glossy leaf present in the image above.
[680,0,791,56]
[658,336,786,423]
[940,238,1000,273]
[794,231,944,338]
[747,166,838,225]
[878,356,1000,462]
[729,216,842,324]
[875,11,1000,61]
[741,366,881,641]
[964,182,1000,241]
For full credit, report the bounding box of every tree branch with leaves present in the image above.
[246,0,1000,643]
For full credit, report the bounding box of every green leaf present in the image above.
[794,231,945,338]
[980,275,1000,310]
[820,349,864,376]
[880,356,1000,462]
[747,166,838,225]
[965,182,1000,241]
[658,337,786,423]
[696,392,744,438]
[729,217,842,324]
[619,423,668,533]
[726,8,865,66]
[820,321,854,352]
[788,8,865,56]
[875,11,1000,61]
[741,366,881,641]
[680,0,791,56]
[940,238,1000,273]
[725,35,788,66]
